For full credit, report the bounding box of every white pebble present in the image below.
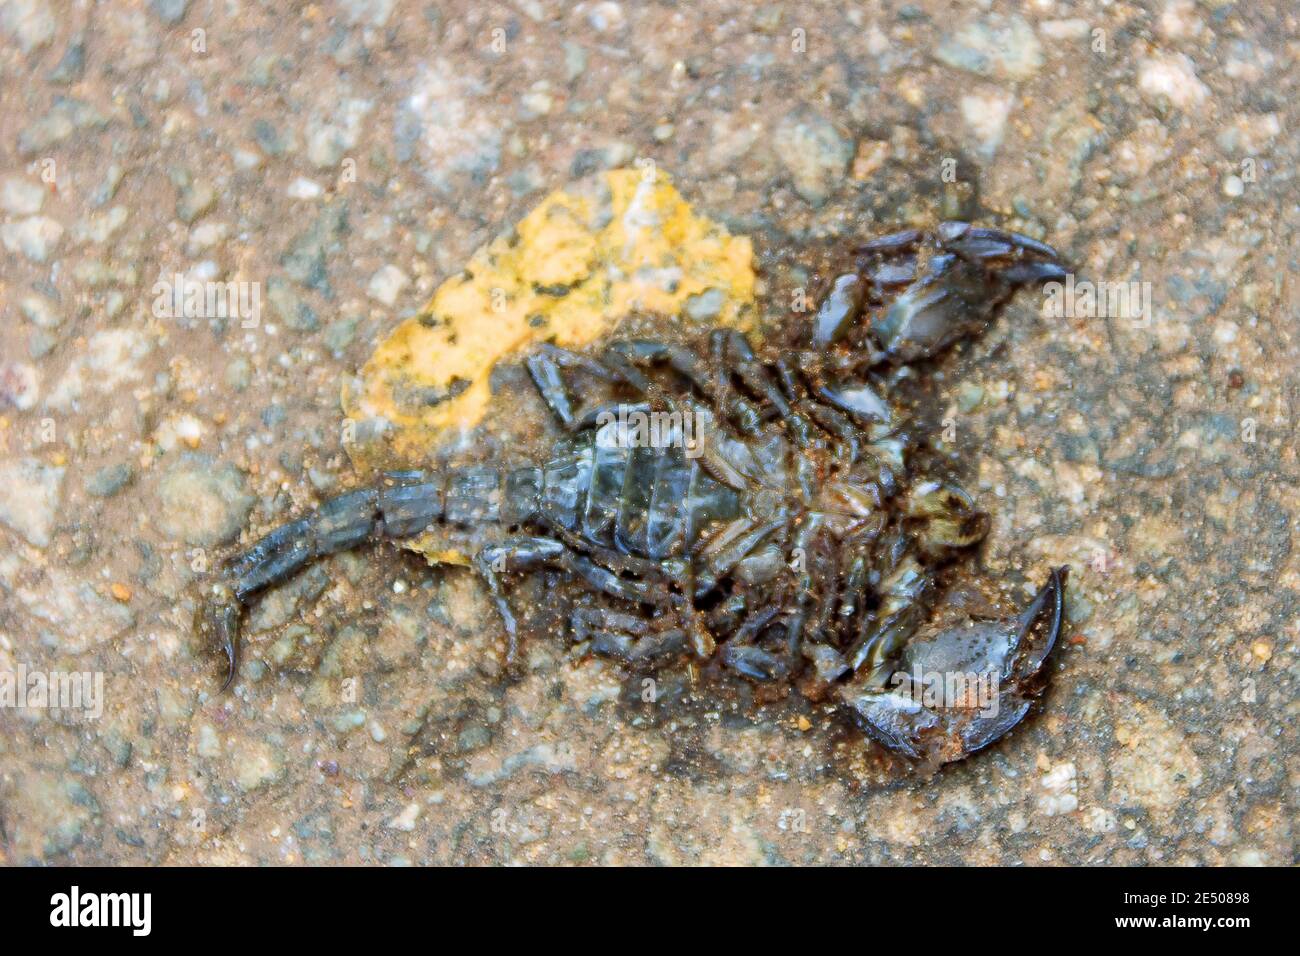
[0,175,45,215]
[1138,52,1210,110]
[367,264,409,306]
[287,177,323,199]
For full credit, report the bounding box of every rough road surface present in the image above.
[0,1,1295,865]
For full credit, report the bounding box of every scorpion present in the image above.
[198,221,1071,767]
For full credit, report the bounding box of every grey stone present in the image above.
[176,180,216,224]
[0,0,57,53]
[85,463,134,497]
[153,454,254,547]
[684,288,726,321]
[324,316,358,352]
[0,457,65,547]
[149,0,187,25]
[48,36,85,83]
[18,97,108,157]
[266,277,319,331]
[774,111,854,206]
[20,294,61,328]
[1,216,64,262]
[225,357,252,391]
[935,14,1043,80]
[281,202,347,295]
[0,176,44,215]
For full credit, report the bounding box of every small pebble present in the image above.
[0,361,40,411]
[367,264,409,306]
[287,177,323,199]
[774,111,854,205]
[176,180,216,224]
[1138,52,1210,110]
[85,462,134,497]
[153,454,254,547]
[21,294,62,328]
[684,288,726,321]
[1,216,64,262]
[225,357,252,391]
[0,457,65,547]
[0,175,45,215]
[150,0,190,25]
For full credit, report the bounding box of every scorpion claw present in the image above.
[839,567,1069,766]
[862,222,1068,363]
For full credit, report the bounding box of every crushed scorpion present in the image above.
[198,221,1071,768]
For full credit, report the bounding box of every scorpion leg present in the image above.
[586,344,755,462]
[770,351,882,458]
[571,607,687,664]
[526,344,617,431]
[844,553,938,682]
[544,514,718,659]
[607,336,768,438]
[770,358,825,449]
[722,642,788,681]
[475,535,672,664]
[527,342,724,448]
[606,339,715,395]
[473,536,567,664]
[719,604,787,681]
[721,331,789,416]
[720,331,832,453]
[666,559,717,658]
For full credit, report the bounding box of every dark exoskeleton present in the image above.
[197,221,1072,766]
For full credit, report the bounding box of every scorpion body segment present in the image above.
[197,222,1072,767]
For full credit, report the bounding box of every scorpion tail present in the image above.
[198,471,455,690]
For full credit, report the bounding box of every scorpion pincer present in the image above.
[197,221,1072,767]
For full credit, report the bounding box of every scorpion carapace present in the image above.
[197,221,1071,767]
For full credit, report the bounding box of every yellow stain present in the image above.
[342,168,756,470]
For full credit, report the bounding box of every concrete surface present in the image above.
[0,0,1295,865]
